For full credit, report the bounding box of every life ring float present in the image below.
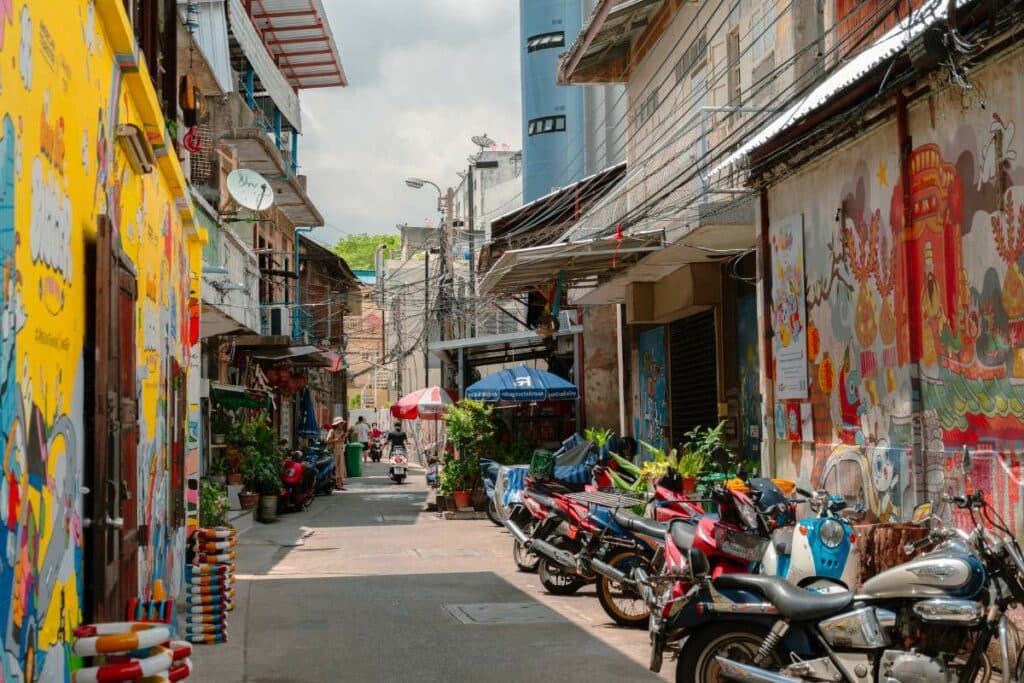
[196,527,236,539]
[194,539,237,552]
[184,614,226,625]
[185,602,233,613]
[167,657,193,682]
[185,633,228,644]
[187,563,235,574]
[186,590,236,604]
[72,623,171,656]
[183,623,226,634]
[195,552,235,563]
[187,573,236,585]
[71,646,172,682]
[167,641,192,661]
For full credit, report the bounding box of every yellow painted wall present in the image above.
[0,1,200,678]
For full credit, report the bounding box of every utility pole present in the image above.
[423,250,430,388]
[466,162,476,338]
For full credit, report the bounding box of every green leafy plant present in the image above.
[236,412,283,494]
[207,450,229,477]
[492,436,533,465]
[199,480,230,528]
[210,410,234,437]
[444,400,496,462]
[438,455,479,495]
[584,427,615,449]
[678,421,726,476]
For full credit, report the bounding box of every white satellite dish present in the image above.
[226,169,274,211]
[471,134,495,150]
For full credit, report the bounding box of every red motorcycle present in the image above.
[634,476,796,671]
[517,479,599,594]
[280,450,315,511]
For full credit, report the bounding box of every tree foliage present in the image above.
[331,233,400,271]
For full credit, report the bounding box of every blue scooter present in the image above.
[302,441,336,494]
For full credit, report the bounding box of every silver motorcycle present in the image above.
[656,448,1024,683]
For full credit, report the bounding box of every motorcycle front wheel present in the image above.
[596,550,649,628]
[538,537,588,595]
[675,622,787,683]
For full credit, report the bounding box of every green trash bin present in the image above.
[345,442,364,478]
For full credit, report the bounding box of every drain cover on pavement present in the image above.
[443,602,567,625]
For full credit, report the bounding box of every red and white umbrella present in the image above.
[390,386,454,421]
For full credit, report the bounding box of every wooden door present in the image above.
[116,265,139,604]
[90,216,138,621]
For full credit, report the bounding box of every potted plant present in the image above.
[585,427,616,459]
[210,410,232,445]
[677,421,725,493]
[206,449,229,485]
[439,456,479,509]
[235,412,283,521]
[236,446,261,510]
[443,400,495,510]
[199,480,230,528]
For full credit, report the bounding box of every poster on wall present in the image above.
[770,213,809,399]
[634,327,668,457]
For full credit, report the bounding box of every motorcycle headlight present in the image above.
[285,466,295,477]
[737,499,759,530]
[819,519,845,549]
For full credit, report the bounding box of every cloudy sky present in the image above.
[299,1,523,246]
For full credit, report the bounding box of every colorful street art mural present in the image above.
[635,327,667,457]
[736,293,762,462]
[771,51,1024,533]
[0,1,201,678]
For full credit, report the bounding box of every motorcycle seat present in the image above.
[612,509,669,540]
[712,574,853,622]
[669,519,697,550]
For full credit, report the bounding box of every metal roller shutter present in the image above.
[669,310,718,448]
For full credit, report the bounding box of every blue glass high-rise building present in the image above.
[520,0,585,203]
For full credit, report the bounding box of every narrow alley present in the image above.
[191,464,662,683]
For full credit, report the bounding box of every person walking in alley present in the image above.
[352,416,371,463]
[327,417,348,490]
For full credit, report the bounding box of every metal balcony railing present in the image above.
[291,307,315,344]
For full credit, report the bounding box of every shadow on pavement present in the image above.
[231,571,658,682]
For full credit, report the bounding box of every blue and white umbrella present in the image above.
[465,365,578,402]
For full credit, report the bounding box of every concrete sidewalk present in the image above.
[189,462,666,682]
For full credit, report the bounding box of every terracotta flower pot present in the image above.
[227,472,243,486]
[452,490,472,509]
[680,476,698,495]
[239,492,259,510]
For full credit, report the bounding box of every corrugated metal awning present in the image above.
[177,0,233,94]
[558,0,664,84]
[248,0,347,89]
[478,231,663,296]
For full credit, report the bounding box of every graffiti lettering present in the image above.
[29,157,71,283]
[33,329,68,351]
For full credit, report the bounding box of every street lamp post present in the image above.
[405,177,449,388]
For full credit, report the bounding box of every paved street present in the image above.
[191,462,666,682]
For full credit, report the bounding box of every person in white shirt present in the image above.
[352,416,371,462]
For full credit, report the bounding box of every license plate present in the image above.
[393,466,405,475]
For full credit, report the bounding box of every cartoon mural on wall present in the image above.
[778,53,1024,532]
[635,327,667,456]
[0,1,200,678]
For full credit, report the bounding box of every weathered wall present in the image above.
[582,304,619,430]
[765,49,1024,533]
[0,1,199,678]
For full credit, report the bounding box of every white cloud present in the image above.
[299,0,522,244]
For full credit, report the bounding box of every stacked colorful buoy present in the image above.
[71,622,193,682]
[185,527,237,644]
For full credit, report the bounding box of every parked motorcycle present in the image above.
[302,441,336,494]
[480,458,503,526]
[280,450,316,511]
[389,445,407,484]
[667,448,1024,683]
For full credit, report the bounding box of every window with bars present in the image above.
[674,33,708,84]
[634,89,659,129]
[526,31,565,52]
[527,115,567,136]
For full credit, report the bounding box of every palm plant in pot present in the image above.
[677,421,726,493]
[438,455,478,509]
[237,413,283,520]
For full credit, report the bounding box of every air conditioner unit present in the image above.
[262,305,291,337]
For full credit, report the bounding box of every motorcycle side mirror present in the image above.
[912,502,933,524]
[687,548,710,580]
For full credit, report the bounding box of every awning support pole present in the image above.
[458,347,465,399]
[617,303,627,437]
